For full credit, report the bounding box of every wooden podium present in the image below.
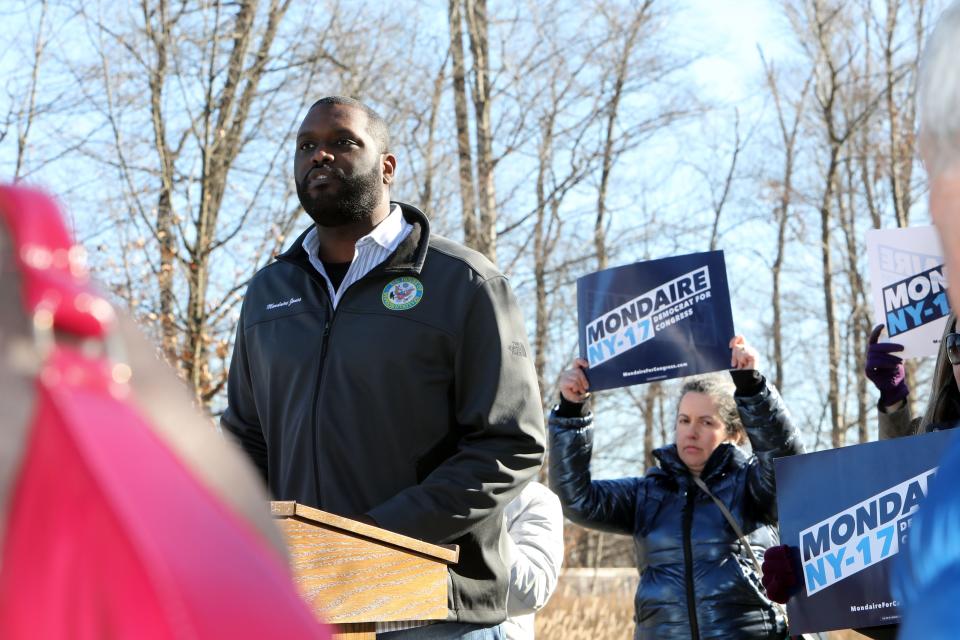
[271,501,459,639]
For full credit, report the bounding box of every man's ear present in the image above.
[382,153,397,185]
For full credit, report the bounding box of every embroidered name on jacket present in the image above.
[265,297,302,310]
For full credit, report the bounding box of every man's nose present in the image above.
[311,146,334,164]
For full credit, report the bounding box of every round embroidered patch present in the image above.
[382,277,423,310]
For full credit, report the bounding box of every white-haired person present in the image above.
[890,3,960,638]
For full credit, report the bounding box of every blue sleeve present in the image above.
[548,410,645,535]
[737,378,804,523]
[893,430,960,639]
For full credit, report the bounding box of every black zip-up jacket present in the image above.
[221,203,545,624]
[549,377,803,639]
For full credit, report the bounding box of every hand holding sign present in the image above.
[864,324,909,408]
[559,358,590,403]
[729,335,759,370]
[761,544,800,604]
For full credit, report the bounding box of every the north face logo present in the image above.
[508,341,527,358]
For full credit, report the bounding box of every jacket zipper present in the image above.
[277,247,416,509]
[309,315,333,506]
[276,251,337,509]
[682,484,701,640]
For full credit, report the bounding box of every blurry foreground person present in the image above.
[0,186,329,639]
[549,337,803,639]
[919,2,960,318]
[890,3,960,638]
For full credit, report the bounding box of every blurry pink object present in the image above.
[0,186,330,639]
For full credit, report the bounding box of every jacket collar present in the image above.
[276,201,430,275]
[651,442,747,484]
[382,202,429,274]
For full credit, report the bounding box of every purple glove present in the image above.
[865,324,909,406]
[761,545,799,604]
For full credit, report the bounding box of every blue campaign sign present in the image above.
[576,251,735,391]
[774,430,954,634]
[882,264,949,337]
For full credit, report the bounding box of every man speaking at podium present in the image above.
[221,96,545,639]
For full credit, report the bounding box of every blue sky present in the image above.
[681,0,796,104]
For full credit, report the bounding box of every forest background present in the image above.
[0,0,946,569]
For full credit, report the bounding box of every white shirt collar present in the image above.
[359,203,407,252]
[303,203,407,261]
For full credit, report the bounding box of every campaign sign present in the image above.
[774,430,954,634]
[866,226,948,359]
[576,251,734,391]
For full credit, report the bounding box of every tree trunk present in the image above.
[183,0,290,401]
[532,121,552,409]
[883,0,909,228]
[419,56,448,213]
[142,0,179,364]
[839,159,870,442]
[464,0,497,263]
[820,158,843,447]
[447,0,478,249]
[13,0,48,182]
[771,207,787,392]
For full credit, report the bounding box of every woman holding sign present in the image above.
[549,336,803,639]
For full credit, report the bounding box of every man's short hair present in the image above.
[309,96,391,154]
[919,1,960,175]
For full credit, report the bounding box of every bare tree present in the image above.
[697,111,747,253]
[463,0,498,262]
[524,20,605,408]
[761,52,811,392]
[788,0,879,447]
[594,0,654,270]
[448,0,478,250]
[11,0,50,181]
[878,0,926,229]
[446,0,498,262]
[77,0,354,405]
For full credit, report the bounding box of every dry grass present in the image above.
[535,570,877,640]
[536,590,635,640]
[535,569,635,640]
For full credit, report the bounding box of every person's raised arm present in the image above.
[549,358,645,535]
[728,335,804,522]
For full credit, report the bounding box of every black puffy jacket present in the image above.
[549,379,804,640]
